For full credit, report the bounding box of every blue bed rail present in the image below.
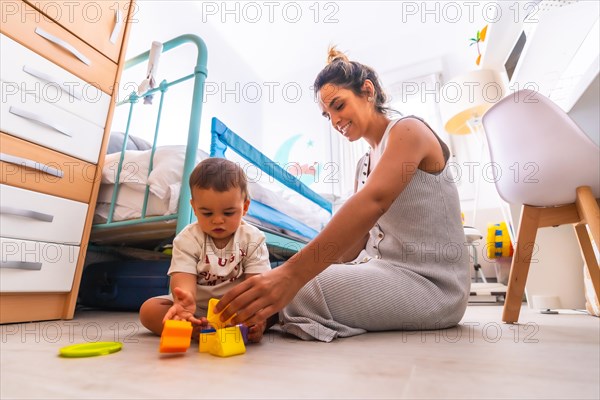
[93,34,208,235]
[210,117,333,214]
[210,117,332,248]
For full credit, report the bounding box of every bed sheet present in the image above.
[97,146,331,232]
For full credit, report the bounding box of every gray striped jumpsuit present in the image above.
[279,117,470,341]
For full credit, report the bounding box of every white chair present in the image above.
[482,88,600,323]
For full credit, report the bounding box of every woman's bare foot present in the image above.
[247,313,280,343]
[247,320,267,343]
[190,318,210,341]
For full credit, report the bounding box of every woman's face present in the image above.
[318,83,370,142]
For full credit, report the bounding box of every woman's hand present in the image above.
[162,286,203,325]
[215,264,304,327]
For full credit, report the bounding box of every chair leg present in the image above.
[575,186,600,305]
[502,205,541,324]
[574,224,600,304]
[576,186,600,247]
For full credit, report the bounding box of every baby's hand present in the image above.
[190,317,211,341]
[162,287,203,325]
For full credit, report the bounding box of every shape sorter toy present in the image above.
[159,298,247,357]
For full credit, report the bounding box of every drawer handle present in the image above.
[9,106,73,137]
[0,153,64,179]
[22,65,82,101]
[0,261,42,271]
[0,206,54,223]
[110,9,123,44]
[34,27,91,66]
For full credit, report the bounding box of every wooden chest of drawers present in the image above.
[0,0,134,323]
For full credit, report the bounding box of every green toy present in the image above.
[59,342,122,358]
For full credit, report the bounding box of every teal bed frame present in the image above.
[91,34,331,255]
[93,34,207,235]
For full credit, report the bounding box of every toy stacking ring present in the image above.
[59,341,122,358]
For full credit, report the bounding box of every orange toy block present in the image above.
[206,298,235,330]
[159,320,192,353]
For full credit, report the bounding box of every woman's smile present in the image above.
[338,121,352,136]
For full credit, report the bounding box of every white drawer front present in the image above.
[0,34,111,128]
[0,83,104,164]
[0,237,78,293]
[0,184,88,245]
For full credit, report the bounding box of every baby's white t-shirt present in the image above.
[168,220,271,314]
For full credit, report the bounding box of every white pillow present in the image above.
[147,146,209,199]
[95,183,172,221]
[102,150,152,191]
[102,145,209,199]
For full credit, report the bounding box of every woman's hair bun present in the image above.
[327,45,349,65]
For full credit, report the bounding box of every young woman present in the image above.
[216,48,470,341]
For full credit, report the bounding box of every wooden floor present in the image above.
[1,305,598,399]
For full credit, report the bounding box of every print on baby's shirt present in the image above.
[197,266,246,286]
[197,247,248,287]
[202,248,247,267]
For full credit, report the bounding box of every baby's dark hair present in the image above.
[313,46,394,115]
[189,158,249,201]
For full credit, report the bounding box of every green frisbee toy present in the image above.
[59,341,122,358]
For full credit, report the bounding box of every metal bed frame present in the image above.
[90,34,331,257]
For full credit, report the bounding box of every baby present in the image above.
[139,158,272,342]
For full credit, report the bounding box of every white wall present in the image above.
[568,74,600,146]
[259,94,339,194]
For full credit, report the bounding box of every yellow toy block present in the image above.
[198,330,216,353]
[159,320,192,353]
[210,326,246,357]
[198,326,246,357]
[206,298,235,330]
